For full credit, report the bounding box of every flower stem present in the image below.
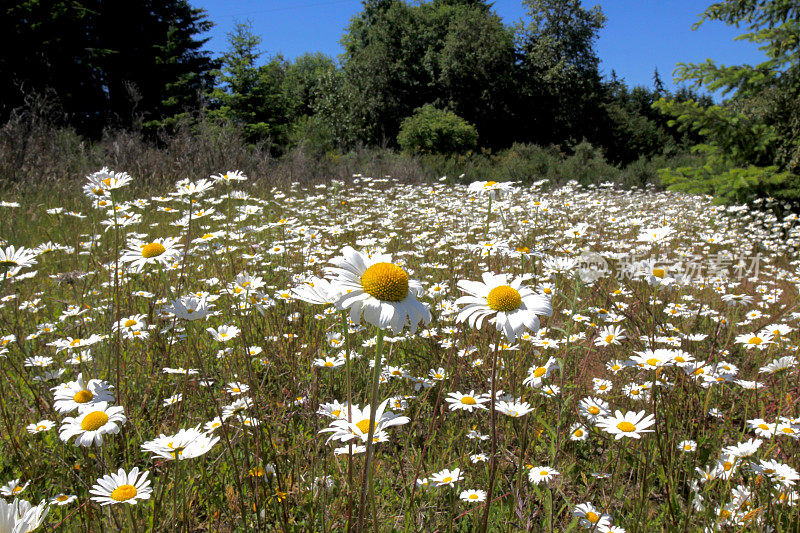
[357,328,384,532]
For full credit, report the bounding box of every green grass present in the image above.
[0,174,798,532]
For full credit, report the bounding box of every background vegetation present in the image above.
[1,0,799,205]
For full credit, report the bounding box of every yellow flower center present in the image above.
[124,319,137,328]
[442,476,452,483]
[516,246,529,253]
[533,367,547,378]
[331,410,341,418]
[73,390,94,403]
[355,419,373,434]
[81,411,109,431]
[70,339,82,346]
[574,429,584,437]
[487,285,522,312]
[56,495,70,502]
[539,471,549,476]
[683,445,692,450]
[141,242,166,258]
[110,484,138,502]
[646,358,659,366]
[461,396,476,405]
[468,493,478,499]
[12,486,23,493]
[605,335,615,343]
[585,511,599,523]
[324,362,334,367]
[748,337,763,345]
[360,263,409,302]
[617,421,636,433]
[484,181,497,188]
[588,406,600,415]
[652,268,665,278]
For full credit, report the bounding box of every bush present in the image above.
[397,105,478,155]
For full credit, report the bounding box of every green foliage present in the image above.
[397,105,478,154]
[208,22,290,146]
[656,0,800,205]
[333,0,516,147]
[658,144,799,204]
[1,0,216,137]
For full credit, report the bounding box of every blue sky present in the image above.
[192,0,767,96]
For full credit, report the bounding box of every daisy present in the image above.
[528,466,560,485]
[225,382,249,395]
[52,373,115,413]
[734,332,774,350]
[459,489,486,502]
[495,400,534,418]
[579,397,610,423]
[290,277,342,305]
[445,390,489,412]
[325,247,431,333]
[206,325,240,342]
[570,423,590,441]
[630,349,675,370]
[595,325,625,347]
[455,272,552,341]
[86,167,132,192]
[89,467,152,505]
[0,498,49,532]
[50,493,77,506]
[163,394,183,407]
[678,440,697,452]
[592,378,613,394]
[26,420,55,434]
[163,295,211,321]
[573,502,612,530]
[0,479,27,497]
[430,467,463,487]
[0,245,38,271]
[319,398,409,443]
[59,402,126,447]
[120,237,182,273]
[596,410,656,440]
[141,425,220,461]
[523,356,559,388]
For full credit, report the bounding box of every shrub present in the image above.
[397,105,478,155]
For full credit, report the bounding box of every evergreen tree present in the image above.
[655,0,800,204]
[0,0,216,136]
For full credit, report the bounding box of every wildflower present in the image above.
[325,247,431,333]
[495,400,534,418]
[164,295,211,321]
[596,410,656,440]
[207,325,240,342]
[528,466,560,485]
[89,467,152,505]
[459,489,486,502]
[59,402,126,447]
[120,237,182,273]
[678,440,697,452]
[0,498,49,532]
[445,391,489,412]
[431,468,463,487]
[573,502,612,530]
[319,399,409,443]
[455,272,552,341]
[734,332,774,350]
[141,425,220,461]
[0,479,28,497]
[595,325,625,347]
[26,420,55,434]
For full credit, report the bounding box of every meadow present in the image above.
[0,170,799,532]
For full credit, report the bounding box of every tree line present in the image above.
[2,0,798,204]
